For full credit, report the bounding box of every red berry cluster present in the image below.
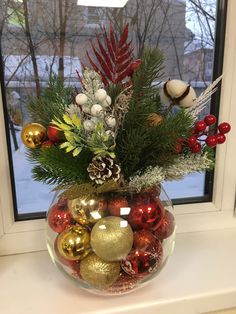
[175,114,231,154]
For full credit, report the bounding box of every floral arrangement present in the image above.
[21,24,231,294]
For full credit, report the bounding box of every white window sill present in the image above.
[1,228,236,314]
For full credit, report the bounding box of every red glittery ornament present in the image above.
[133,188,162,207]
[41,140,54,148]
[48,204,72,233]
[47,125,62,143]
[57,197,68,210]
[105,271,138,294]
[133,230,157,250]
[128,201,165,231]
[70,260,82,279]
[154,210,175,240]
[108,197,129,216]
[121,241,163,277]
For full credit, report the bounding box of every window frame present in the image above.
[1,0,236,255]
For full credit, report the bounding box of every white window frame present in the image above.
[0,0,236,256]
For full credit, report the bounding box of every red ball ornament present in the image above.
[206,135,218,148]
[41,140,54,148]
[70,260,82,279]
[108,197,129,216]
[218,122,231,134]
[57,197,68,210]
[195,120,207,133]
[154,210,175,240]
[47,125,62,143]
[128,201,165,231]
[133,230,157,250]
[216,133,226,144]
[204,114,217,126]
[121,241,163,277]
[106,271,138,294]
[191,142,201,153]
[48,204,72,233]
[187,136,197,147]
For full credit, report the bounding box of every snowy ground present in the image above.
[11,129,205,214]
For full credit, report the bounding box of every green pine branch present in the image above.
[27,146,92,186]
[27,75,74,126]
[132,47,164,100]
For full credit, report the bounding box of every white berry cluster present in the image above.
[75,70,116,134]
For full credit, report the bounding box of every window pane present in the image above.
[0,0,223,217]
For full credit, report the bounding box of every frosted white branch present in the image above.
[187,75,223,116]
[128,153,214,191]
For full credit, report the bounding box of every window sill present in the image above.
[1,228,236,314]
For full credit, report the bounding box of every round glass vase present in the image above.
[46,185,176,296]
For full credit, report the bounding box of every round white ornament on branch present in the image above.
[75,93,88,106]
[102,96,112,108]
[91,104,104,117]
[83,120,96,132]
[95,89,107,103]
[105,115,116,128]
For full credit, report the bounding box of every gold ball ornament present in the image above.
[21,123,46,148]
[80,253,120,289]
[68,197,108,226]
[91,216,133,262]
[57,225,90,261]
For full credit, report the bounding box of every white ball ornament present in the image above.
[105,116,116,128]
[75,93,88,106]
[160,79,197,108]
[83,120,95,132]
[91,104,103,117]
[102,96,112,108]
[95,89,107,103]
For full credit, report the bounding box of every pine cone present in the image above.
[87,156,121,185]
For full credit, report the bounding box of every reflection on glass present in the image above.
[1,0,217,215]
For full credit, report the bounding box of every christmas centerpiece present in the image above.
[21,24,231,295]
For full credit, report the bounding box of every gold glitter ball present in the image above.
[80,253,120,289]
[57,225,90,261]
[91,216,133,262]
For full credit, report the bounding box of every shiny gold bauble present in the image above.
[91,216,133,262]
[80,253,120,289]
[57,225,90,261]
[68,197,107,226]
[21,123,46,148]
